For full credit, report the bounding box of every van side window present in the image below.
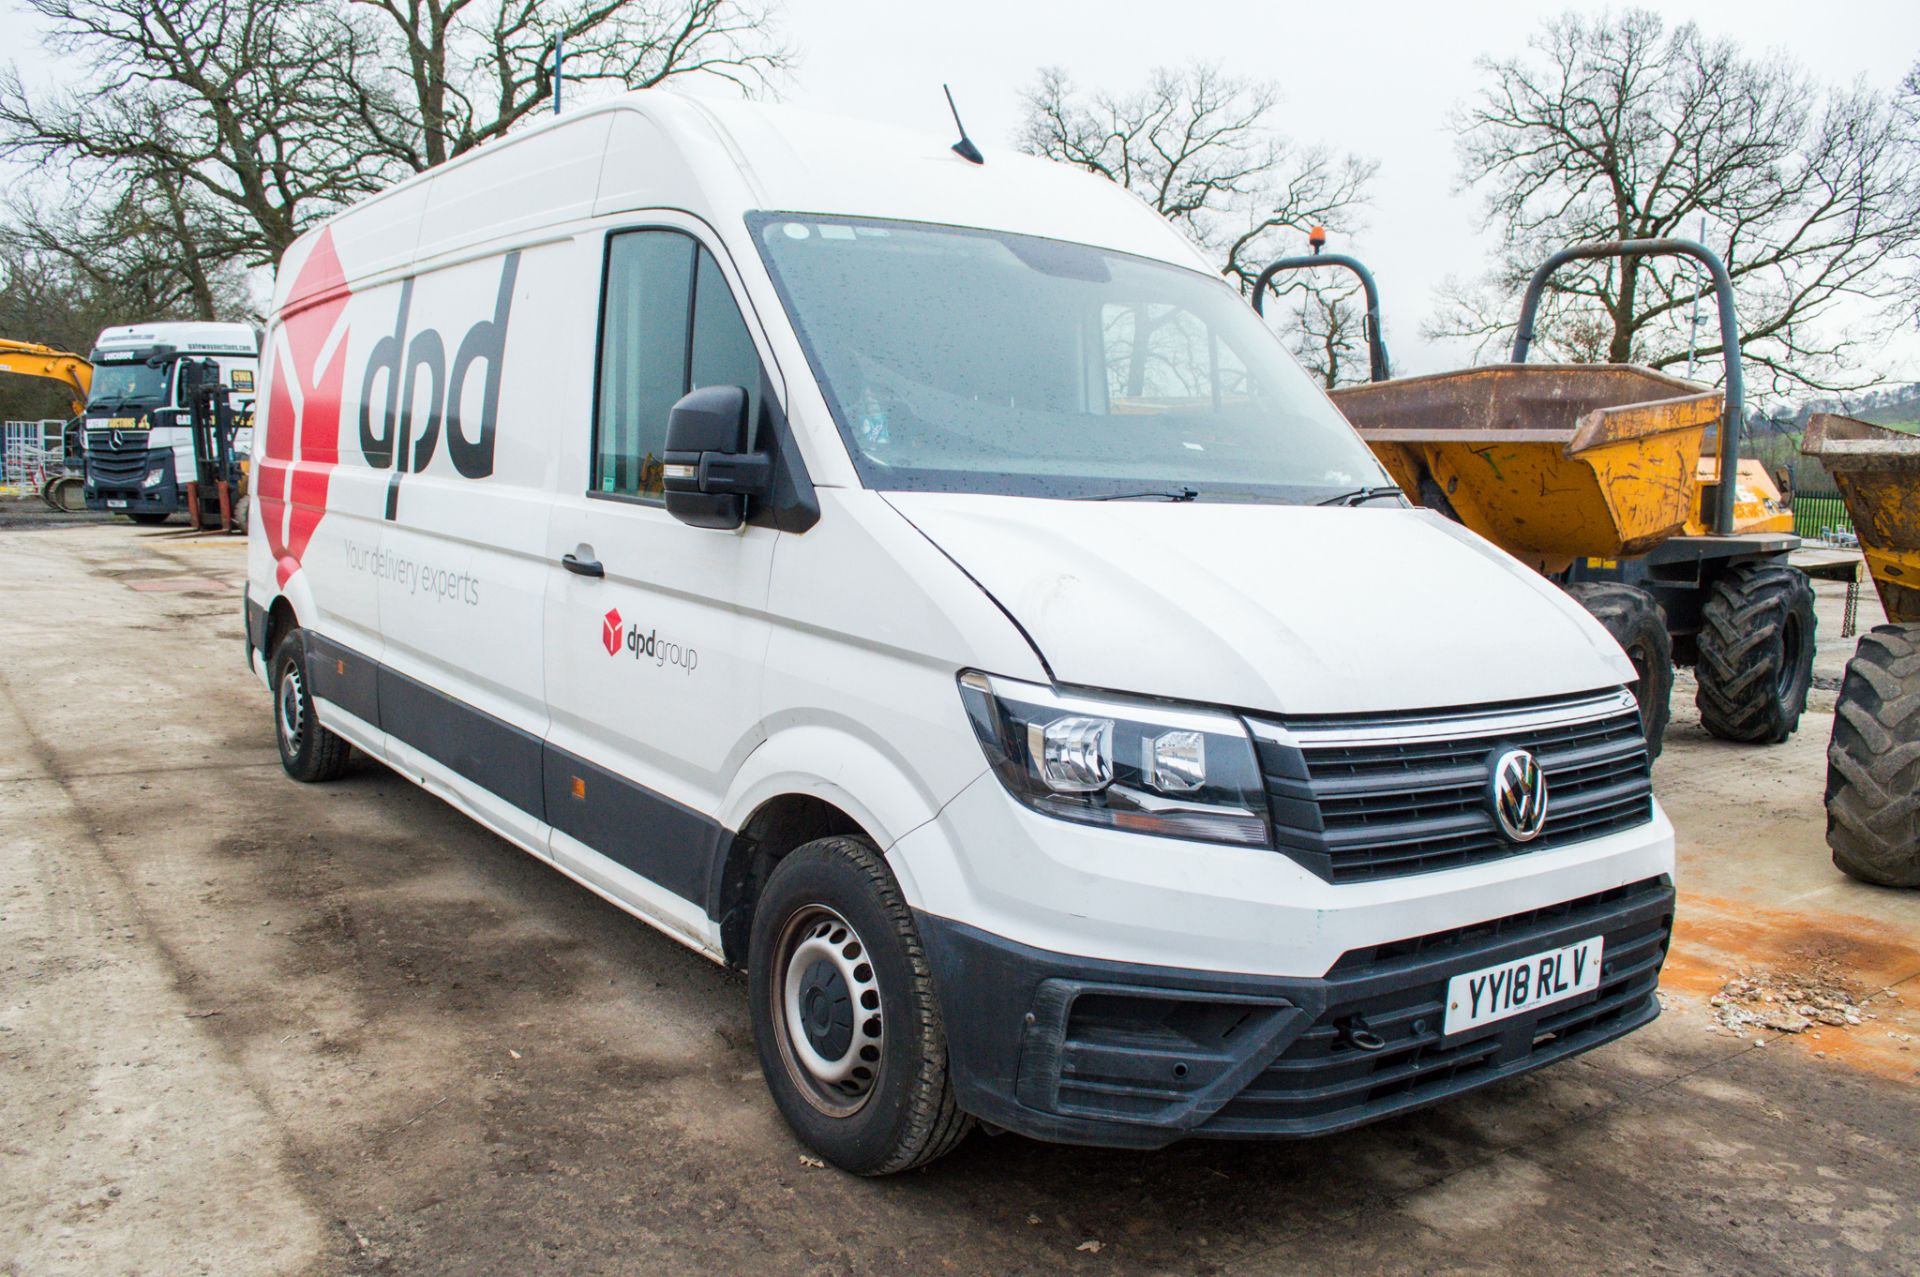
[593,232,762,500]
[1100,303,1254,416]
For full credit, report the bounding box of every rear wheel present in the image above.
[1695,562,1816,744]
[1826,625,1920,887]
[1566,582,1673,760]
[272,630,352,782]
[748,835,972,1174]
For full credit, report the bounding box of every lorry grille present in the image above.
[1249,690,1653,883]
[86,428,151,486]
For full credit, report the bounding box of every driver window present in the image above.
[593,232,761,500]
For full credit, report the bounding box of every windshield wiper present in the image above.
[1316,485,1403,507]
[1079,487,1200,502]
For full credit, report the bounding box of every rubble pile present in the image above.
[1708,966,1878,1037]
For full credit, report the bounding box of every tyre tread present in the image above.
[1826,625,1920,887]
[1565,581,1674,759]
[759,836,973,1174]
[1694,562,1816,744]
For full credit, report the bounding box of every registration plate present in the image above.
[1443,936,1604,1036]
[106,499,128,509]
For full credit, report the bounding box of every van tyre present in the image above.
[749,835,973,1174]
[1566,582,1673,760]
[272,631,352,783]
[1695,562,1816,744]
[1825,625,1920,887]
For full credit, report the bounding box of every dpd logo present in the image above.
[359,251,521,519]
[601,609,624,657]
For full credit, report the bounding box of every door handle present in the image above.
[561,553,604,578]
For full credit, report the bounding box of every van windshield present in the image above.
[86,360,170,412]
[749,214,1388,502]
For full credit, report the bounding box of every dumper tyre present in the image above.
[1825,625,1920,887]
[1695,562,1816,744]
[271,630,352,783]
[749,835,973,1174]
[1565,582,1673,760]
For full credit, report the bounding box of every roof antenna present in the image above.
[943,84,984,165]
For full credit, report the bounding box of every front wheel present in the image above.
[748,836,972,1174]
[272,631,352,782]
[1826,625,1920,887]
[1565,581,1673,760]
[1695,562,1816,744]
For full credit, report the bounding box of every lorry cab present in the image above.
[84,322,258,522]
[245,93,1675,1174]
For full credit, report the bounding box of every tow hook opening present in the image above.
[1337,1015,1387,1053]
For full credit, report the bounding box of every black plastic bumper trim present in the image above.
[914,876,1672,1149]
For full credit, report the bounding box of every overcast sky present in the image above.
[768,0,1920,387]
[7,0,1918,393]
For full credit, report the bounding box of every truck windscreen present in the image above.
[87,361,169,412]
[750,213,1389,503]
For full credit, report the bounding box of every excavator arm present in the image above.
[0,338,93,418]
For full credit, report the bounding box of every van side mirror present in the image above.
[662,385,770,530]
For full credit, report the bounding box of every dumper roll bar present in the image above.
[1250,254,1391,383]
[1512,238,1744,537]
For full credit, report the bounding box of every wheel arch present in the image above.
[711,725,969,967]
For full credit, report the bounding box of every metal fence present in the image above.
[1792,490,1855,544]
[1,420,65,498]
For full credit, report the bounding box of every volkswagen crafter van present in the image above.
[244,94,1674,1174]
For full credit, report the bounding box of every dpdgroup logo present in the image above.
[598,609,699,675]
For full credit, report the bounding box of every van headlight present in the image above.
[957,671,1269,847]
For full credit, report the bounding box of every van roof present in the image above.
[92,322,259,355]
[276,92,1214,311]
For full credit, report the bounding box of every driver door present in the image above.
[542,225,778,941]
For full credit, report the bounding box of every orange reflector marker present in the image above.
[336,659,345,675]
[570,776,586,800]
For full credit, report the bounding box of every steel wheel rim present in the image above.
[770,905,884,1118]
[278,664,306,756]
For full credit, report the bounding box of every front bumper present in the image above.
[85,449,180,514]
[917,875,1673,1148]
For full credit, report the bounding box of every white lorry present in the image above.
[244,94,1675,1174]
[83,321,258,523]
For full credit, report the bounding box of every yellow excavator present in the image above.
[0,338,92,510]
[0,337,92,415]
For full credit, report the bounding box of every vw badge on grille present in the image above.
[1488,748,1548,842]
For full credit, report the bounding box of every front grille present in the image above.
[1252,691,1654,882]
[1201,876,1672,1136]
[86,429,151,486]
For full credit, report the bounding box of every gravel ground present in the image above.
[1,523,1915,1277]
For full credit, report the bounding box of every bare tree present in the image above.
[0,0,791,272]
[1269,275,1362,390]
[1429,11,1920,394]
[5,173,253,324]
[339,0,793,172]
[0,0,393,266]
[1892,57,1920,331]
[1018,65,1375,294]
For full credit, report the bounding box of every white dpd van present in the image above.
[246,93,1675,1174]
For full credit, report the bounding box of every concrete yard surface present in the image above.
[1,522,1915,1276]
